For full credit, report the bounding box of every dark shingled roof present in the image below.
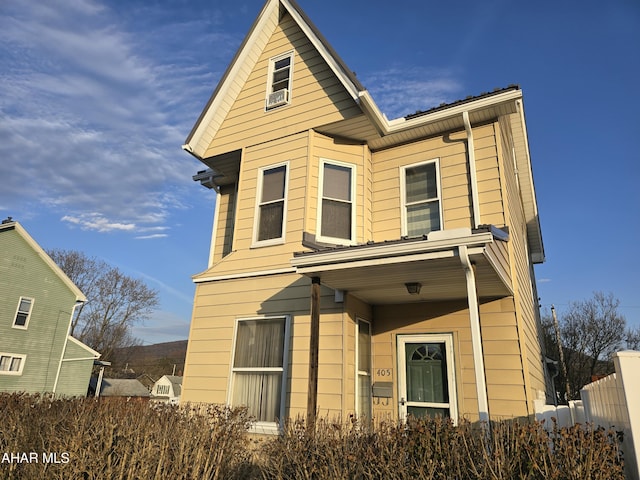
[404,85,520,120]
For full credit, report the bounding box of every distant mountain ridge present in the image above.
[114,340,188,379]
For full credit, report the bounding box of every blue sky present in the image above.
[1,0,638,345]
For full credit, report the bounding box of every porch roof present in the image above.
[291,227,513,305]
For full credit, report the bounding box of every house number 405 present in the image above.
[376,369,392,377]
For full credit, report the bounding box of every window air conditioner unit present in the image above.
[267,89,288,109]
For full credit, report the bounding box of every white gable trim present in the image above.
[183,0,364,159]
[183,0,281,158]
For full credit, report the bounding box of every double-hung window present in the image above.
[230,316,290,431]
[356,319,372,418]
[401,159,442,237]
[266,52,293,110]
[253,163,288,246]
[13,297,33,329]
[0,353,26,375]
[317,159,356,244]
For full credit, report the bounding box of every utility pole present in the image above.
[551,305,571,403]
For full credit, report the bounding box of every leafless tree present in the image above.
[543,292,635,401]
[48,249,159,362]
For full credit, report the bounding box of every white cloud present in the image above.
[363,67,464,120]
[62,213,136,232]
[0,0,232,236]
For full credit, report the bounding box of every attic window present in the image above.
[266,52,293,110]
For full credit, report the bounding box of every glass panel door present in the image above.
[398,334,457,423]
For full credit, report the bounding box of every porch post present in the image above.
[459,246,490,423]
[307,276,321,430]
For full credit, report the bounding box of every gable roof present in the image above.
[183,0,364,159]
[0,219,86,302]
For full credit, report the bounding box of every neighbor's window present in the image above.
[0,354,26,375]
[254,164,288,246]
[230,316,290,428]
[317,160,355,244]
[266,52,293,110]
[356,319,372,418]
[401,160,442,237]
[13,297,33,328]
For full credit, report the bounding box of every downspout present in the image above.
[52,301,83,395]
[459,245,490,422]
[463,111,481,228]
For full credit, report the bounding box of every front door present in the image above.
[397,334,457,422]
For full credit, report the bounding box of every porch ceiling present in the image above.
[291,230,513,305]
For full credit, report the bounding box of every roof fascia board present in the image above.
[291,232,494,269]
[183,0,280,158]
[2,222,86,301]
[359,88,524,137]
[515,98,545,263]
[67,335,101,358]
[281,0,362,100]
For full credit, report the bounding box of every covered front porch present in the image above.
[291,226,518,423]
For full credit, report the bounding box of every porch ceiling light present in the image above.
[405,282,421,295]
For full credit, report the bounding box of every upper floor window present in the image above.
[253,163,288,246]
[317,159,356,244]
[13,297,33,329]
[0,353,26,375]
[266,52,293,110]
[230,316,290,432]
[401,160,442,237]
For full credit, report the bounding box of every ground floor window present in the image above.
[230,316,290,428]
[356,318,371,418]
[397,334,457,423]
[0,353,26,375]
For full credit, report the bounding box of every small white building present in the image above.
[151,375,182,404]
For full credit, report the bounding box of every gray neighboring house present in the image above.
[90,377,151,399]
[0,218,101,396]
[151,375,182,404]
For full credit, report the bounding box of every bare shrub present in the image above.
[0,395,624,479]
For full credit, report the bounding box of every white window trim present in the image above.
[400,158,443,238]
[355,318,372,417]
[13,296,34,329]
[265,51,294,111]
[251,162,289,248]
[397,333,458,424]
[0,353,26,376]
[227,315,291,434]
[316,158,357,245]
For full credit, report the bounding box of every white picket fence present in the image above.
[535,350,640,480]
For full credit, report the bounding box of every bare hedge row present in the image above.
[0,393,624,479]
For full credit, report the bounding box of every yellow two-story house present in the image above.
[181,0,549,433]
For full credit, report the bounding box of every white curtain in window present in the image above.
[233,319,285,422]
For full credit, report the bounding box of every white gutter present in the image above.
[358,88,523,137]
[463,111,481,228]
[459,245,490,423]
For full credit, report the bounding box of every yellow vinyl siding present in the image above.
[203,13,360,158]
[202,133,308,277]
[311,132,367,243]
[212,185,236,263]
[497,116,547,409]
[372,130,480,241]
[373,301,482,421]
[182,272,347,418]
